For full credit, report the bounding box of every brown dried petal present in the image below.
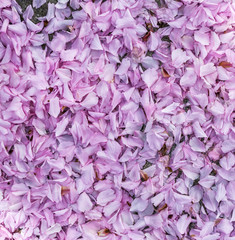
[140,170,149,181]
[97,228,110,237]
[142,32,151,42]
[214,218,222,226]
[161,68,170,77]
[219,61,232,68]
[61,186,70,196]
[157,203,168,212]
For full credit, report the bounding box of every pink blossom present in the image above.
[0,0,234,239]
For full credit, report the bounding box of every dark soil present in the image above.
[16,0,58,23]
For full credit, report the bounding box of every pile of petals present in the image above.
[0,0,235,239]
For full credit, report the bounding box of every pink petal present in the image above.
[90,34,103,51]
[220,32,234,44]
[202,234,220,240]
[115,58,130,75]
[142,68,158,88]
[100,64,115,82]
[200,63,216,77]
[192,121,207,138]
[0,224,12,238]
[210,32,220,51]
[221,140,235,153]
[226,181,235,201]
[144,214,163,229]
[45,223,62,236]
[50,34,67,52]
[180,68,197,87]
[8,22,27,36]
[215,183,226,202]
[33,0,46,8]
[55,117,69,137]
[169,16,187,28]
[189,137,206,152]
[130,198,148,212]
[1,45,11,64]
[208,100,224,115]
[176,214,191,235]
[162,102,180,114]
[103,201,121,217]
[0,0,11,8]
[146,131,164,151]
[11,183,29,196]
[199,176,215,188]
[61,49,77,62]
[148,32,159,51]
[172,49,190,68]
[190,186,203,203]
[182,166,199,180]
[79,21,91,38]
[77,192,93,212]
[49,97,60,118]
[151,192,165,207]
[97,189,116,206]
[182,35,194,50]
[128,164,140,182]
[217,219,233,235]
[194,31,210,45]
[116,9,135,29]
[46,3,55,21]
[204,190,217,212]
[220,153,235,170]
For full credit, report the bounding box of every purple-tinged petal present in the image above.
[215,183,226,203]
[192,121,207,138]
[176,214,191,235]
[199,176,215,188]
[226,181,235,201]
[180,67,197,87]
[116,9,135,29]
[49,97,60,118]
[11,183,29,196]
[55,117,69,137]
[172,49,190,68]
[144,214,163,229]
[103,201,121,217]
[169,16,187,28]
[61,49,77,62]
[216,219,233,235]
[130,198,148,212]
[90,34,103,51]
[100,64,116,82]
[208,100,224,115]
[1,45,11,64]
[32,119,47,135]
[220,153,235,170]
[194,31,210,45]
[115,58,130,76]
[200,63,216,77]
[189,137,206,152]
[8,22,27,35]
[0,0,11,8]
[77,192,93,212]
[204,190,217,212]
[221,139,235,153]
[45,223,62,237]
[97,189,116,206]
[33,0,46,8]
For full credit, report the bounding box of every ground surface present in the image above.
[16,0,58,23]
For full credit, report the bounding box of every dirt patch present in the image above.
[16,0,58,23]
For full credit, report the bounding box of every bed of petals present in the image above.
[0,0,235,239]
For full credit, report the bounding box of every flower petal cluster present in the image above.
[0,0,235,239]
